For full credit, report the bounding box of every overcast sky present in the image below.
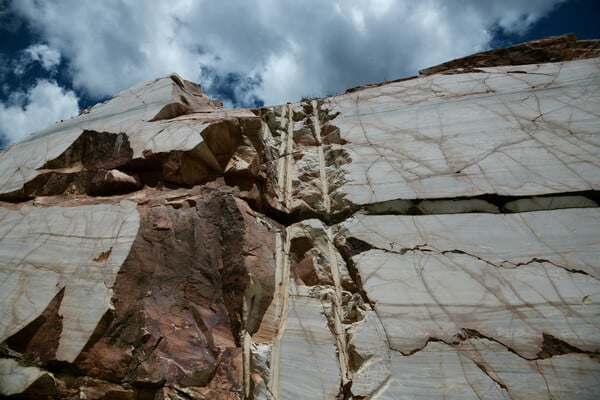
[1,0,599,146]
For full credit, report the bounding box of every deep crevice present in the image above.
[250,190,599,233]
[537,333,590,359]
[361,190,599,216]
[167,385,197,400]
[257,202,360,228]
[43,359,85,379]
[334,237,375,307]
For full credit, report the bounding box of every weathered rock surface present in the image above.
[1,35,599,399]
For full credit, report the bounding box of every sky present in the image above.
[0,0,599,147]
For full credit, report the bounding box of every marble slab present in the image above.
[0,358,50,396]
[273,295,341,399]
[337,208,600,278]
[0,201,139,362]
[336,209,600,357]
[327,58,600,205]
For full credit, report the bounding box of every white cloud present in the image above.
[12,44,61,76]
[0,80,79,143]
[262,51,311,105]
[24,44,61,71]
[7,0,566,109]
[350,7,366,33]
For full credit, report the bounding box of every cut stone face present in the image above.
[337,209,600,278]
[275,296,341,399]
[0,201,139,362]
[353,249,597,357]
[0,35,599,398]
[325,59,600,208]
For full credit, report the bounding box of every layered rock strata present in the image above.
[1,35,599,399]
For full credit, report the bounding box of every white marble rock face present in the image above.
[0,201,140,363]
[329,59,600,205]
[252,56,600,399]
[0,45,599,398]
[260,58,600,214]
[334,210,599,398]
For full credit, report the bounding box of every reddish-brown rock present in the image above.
[419,33,600,75]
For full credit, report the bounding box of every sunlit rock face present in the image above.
[1,35,599,399]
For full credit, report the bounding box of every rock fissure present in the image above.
[472,360,511,396]
[359,190,599,216]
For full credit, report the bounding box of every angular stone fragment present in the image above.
[0,359,55,397]
[0,74,261,200]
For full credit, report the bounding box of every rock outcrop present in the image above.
[1,34,599,399]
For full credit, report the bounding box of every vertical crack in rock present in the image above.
[219,196,251,341]
[334,236,376,307]
[256,99,352,220]
[262,226,291,399]
[311,99,332,214]
[257,220,373,399]
[276,104,295,211]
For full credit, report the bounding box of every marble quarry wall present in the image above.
[0,34,599,399]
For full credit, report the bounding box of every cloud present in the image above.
[9,0,203,100]
[200,67,264,109]
[7,0,566,109]
[24,44,61,71]
[12,43,61,76]
[0,79,79,144]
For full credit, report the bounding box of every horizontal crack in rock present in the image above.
[537,333,591,359]
[360,191,599,216]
